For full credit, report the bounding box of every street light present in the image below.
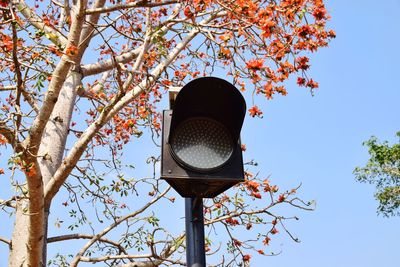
[161,76,246,198]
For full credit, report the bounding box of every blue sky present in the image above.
[1,1,400,266]
[244,1,400,266]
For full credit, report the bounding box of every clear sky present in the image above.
[244,1,400,266]
[1,1,400,266]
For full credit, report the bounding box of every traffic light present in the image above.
[161,77,246,198]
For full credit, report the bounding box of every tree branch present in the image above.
[0,85,16,91]
[0,236,11,249]
[44,4,204,205]
[79,254,153,263]
[117,261,161,267]
[80,2,183,77]
[10,9,40,114]
[69,186,171,267]
[22,0,86,155]
[48,234,129,256]
[0,197,17,208]
[78,232,186,265]
[11,10,23,143]
[85,0,178,15]
[77,0,106,60]
[81,47,141,77]
[0,123,16,147]
[204,205,276,226]
[116,257,186,267]
[16,0,68,46]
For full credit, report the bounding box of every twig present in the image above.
[0,237,11,249]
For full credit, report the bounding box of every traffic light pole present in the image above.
[169,88,206,267]
[165,78,246,267]
[185,197,206,267]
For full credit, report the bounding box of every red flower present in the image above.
[263,236,271,245]
[246,58,264,70]
[184,6,193,18]
[122,119,136,130]
[271,227,279,235]
[264,82,273,99]
[275,86,287,96]
[0,0,8,7]
[297,77,306,86]
[261,19,276,38]
[246,180,260,192]
[328,30,337,38]
[241,144,247,151]
[225,217,239,226]
[278,194,285,202]
[306,79,319,89]
[152,118,161,131]
[1,34,13,52]
[295,56,310,70]
[243,254,251,262]
[313,6,327,21]
[65,45,78,56]
[248,105,263,118]
[246,223,253,230]
[23,163,37,177]
[161,79,172,86]
[297,25,313,38]
[233,239,242,247]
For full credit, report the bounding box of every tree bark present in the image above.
[38,71,81,187]
[9,200,29,267]
[8,71,81,266]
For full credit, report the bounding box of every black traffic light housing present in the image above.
[161,77,246,198]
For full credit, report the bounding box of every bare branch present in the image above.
[22,0,87,154]
[0,123,16,147]
[11,10,24,143]
[0,85,16,91]
[48,233,129,255]
[132,7,152,73]
[81,47,141,77]
[79,254,153,263]
[78,71,110,98]
[0,197,17,208]
[85,0,178,15]
[117,261,162,267]
[77,0,106,60]
[80,2,183,77]
[0,237,11,249]
[69,186,171,267]
[15,0,68,46]
[205,205,276,226]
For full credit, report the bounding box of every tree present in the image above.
[354,132,400,217]
[0,0,334,266]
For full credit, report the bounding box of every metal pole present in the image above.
[185,197,206,267]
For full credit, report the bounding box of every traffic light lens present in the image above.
[170,118,234,172]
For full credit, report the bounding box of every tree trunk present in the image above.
[8,71,81,266]
[9,200,30,267]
